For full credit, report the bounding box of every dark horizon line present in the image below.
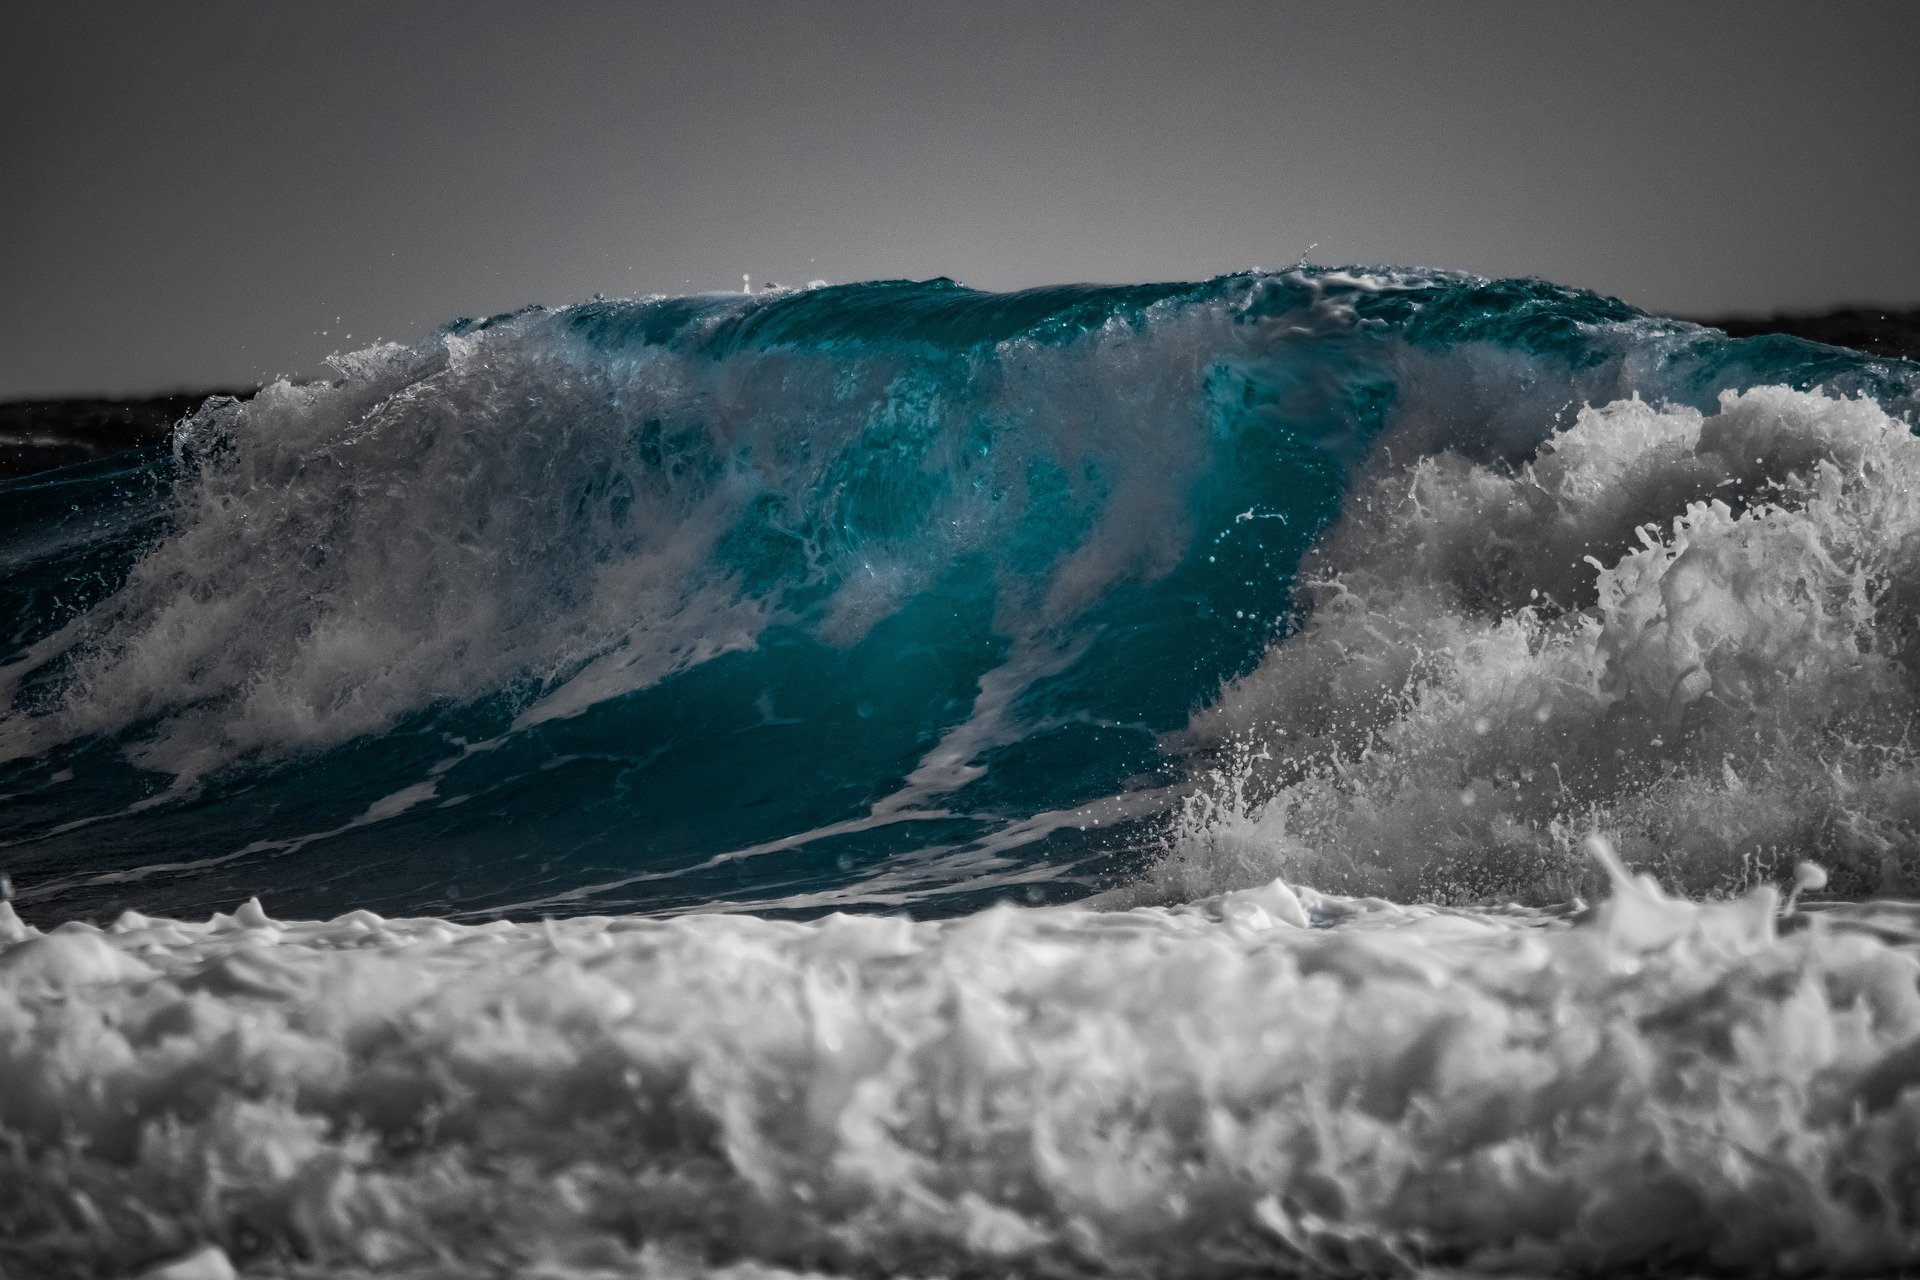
[4,302,1919,410]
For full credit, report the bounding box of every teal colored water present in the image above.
[0,268,1913,923]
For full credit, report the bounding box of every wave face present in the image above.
[2,269,1916,924]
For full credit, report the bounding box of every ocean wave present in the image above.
[7,271,1920,1276]
[0,269,1914,920]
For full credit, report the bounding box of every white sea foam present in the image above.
[1151,386,1920,905]
[7,850,1920,1277]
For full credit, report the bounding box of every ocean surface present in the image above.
[6,268,1920,1277]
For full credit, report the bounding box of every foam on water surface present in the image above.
[9,849,1920,1277]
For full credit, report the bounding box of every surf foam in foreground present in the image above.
[4,269,1920,1274]
[9,848,1920,1277]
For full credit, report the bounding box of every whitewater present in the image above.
[4,267,1920,1277]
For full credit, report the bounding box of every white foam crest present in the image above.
[1151,386,1920,905]
[8,855,1920,1277]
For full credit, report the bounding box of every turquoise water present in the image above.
[0,268,1913,925]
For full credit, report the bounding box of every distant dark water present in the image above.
[1688,305,1920,363]
[0,391,249,478]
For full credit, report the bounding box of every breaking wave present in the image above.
[6,268,1920,1275]
[2,268,1912,922]
[1148,384,1920,907]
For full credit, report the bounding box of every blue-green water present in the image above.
[1,268,1913,923]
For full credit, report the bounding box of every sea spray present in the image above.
[1152,386,1920,906]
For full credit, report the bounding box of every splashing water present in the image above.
[2,268,1912,923]
[1147,385,1920,907]
[4,268,1920,1275]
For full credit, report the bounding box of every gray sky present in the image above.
[4,1,1917,398]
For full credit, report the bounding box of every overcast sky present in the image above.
[4,1,1917,398]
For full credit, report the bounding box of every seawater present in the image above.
[4,268,1920,1277]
